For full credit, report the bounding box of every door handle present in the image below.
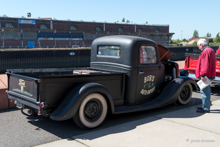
[139,71,144,74]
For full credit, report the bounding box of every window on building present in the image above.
[0,22,1,28]
[74,42,80,45]
[70,25,76,30]
[118,27,123,32]
[138,28,142,32]
[5,22,13,28]
[162,35,168,41]
[155,28,159,33]
[154,35,161,41]
[96,26,101,31]
[98,46,121,57]
[40,24,47,29]
[140,46,157,64]
[147,36,152,39]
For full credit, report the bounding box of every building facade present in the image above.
[0,15,174,48]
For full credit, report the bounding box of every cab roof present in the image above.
[91,35,174,67]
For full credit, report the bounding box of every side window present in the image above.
[140,46,157,64]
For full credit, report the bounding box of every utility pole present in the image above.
[181,31,183,40]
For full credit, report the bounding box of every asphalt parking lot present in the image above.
[1,85,220,147]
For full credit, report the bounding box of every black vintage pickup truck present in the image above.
[6,35,197,129]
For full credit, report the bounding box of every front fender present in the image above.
[114,76,197,114]
[158,76,197,106]
[50,83,114,121]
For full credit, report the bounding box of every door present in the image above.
[135,45,164,104]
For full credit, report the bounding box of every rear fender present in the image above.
[50,83,114,121]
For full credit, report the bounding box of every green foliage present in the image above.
[214,33,220,43]
[172,39,181,44]
[126,20,130,23]
[146,21,148,24]
[182,38,189,42]
[168,36,191,45]
[206,32,211,37]
[209,42,220,46]
[192,30,199,38]
[122,18,125,22]
[169,36,173,44]
[192,41,198,46]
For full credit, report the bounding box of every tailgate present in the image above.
[185,53,199,71]
[216,56,220,76]
[188,56,198,71]
[7,73,39,110]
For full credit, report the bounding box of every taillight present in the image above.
[40,102,48,108]
[40,102,44,108]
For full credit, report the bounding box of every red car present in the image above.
[184,46,220,82]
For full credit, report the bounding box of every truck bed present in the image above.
[6,68,126,115]
[7,67,117,78]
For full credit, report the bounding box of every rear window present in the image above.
[140,46,157,64]
[98,46,121,57]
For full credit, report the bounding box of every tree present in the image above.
[146,21,148,24]
[169,36,173,44]
[182,38,188,42]
[176,39,181,44]
[122,18,125,22]
[173,39,181,44]
[206,32,211,38]
[192,30,199,38]
[215,33,220,43]
[192,41,198,46]
[126,20,130,23]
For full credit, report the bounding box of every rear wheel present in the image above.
[176,83,192,105]
[73,93,108,129]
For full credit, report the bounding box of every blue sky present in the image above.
[1,0,219,40]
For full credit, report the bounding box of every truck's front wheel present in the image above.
[176,83,192,105]
[73,93,108,129]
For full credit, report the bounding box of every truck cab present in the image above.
[91,36,167,105]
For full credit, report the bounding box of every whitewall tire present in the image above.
[73,93,108,129]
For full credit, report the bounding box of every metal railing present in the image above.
[0,44,92,50]
[0,49,91,74]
